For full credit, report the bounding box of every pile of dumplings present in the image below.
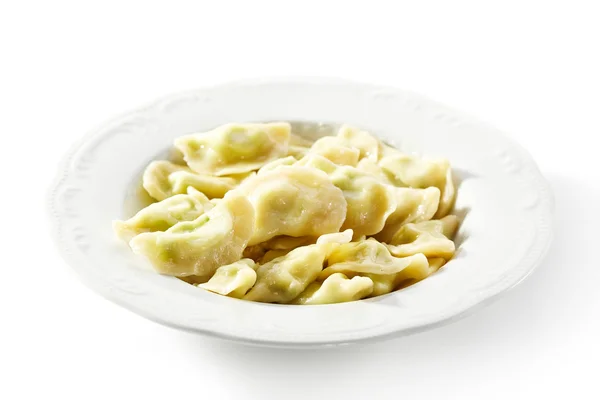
[114,122,459,305]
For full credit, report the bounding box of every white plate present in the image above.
[47,77,553,347]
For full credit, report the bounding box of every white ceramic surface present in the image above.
[47,78,553,347]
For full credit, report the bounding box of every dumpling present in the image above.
[320,239,429,279]
[198,259,257,298]
[297,156,397,237]
[310,139,360,166]
[385,215,459,260]
[129,192,254,278]
[367,257,447,296]
[310,125,381,164]
[261,229,354,250]
[355,158,394,184]
[142,160,237,200]
[262,236,315,250]
[257,231,353,265]
[174,122,291,176]
[243,244,328,303]
[329,166,397,237]
[291,273,373,305]
[375,187,441,243]
[260,249,290,264]
[257,156,298,174]
[238,166,347,246]
[113,187,213,242]
[379,154,455,218]
[316,229,354,245]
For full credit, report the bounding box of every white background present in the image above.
[1,1,599,399]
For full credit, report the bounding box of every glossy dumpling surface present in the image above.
[198,259,257,298]
[238,166,347,246]
[386,215,459,260]
[379,153,455,218]
[375,187,441,243]
[113,187,212,242]
[292,273,374,305]
[320,239,429,278]
[129,193,254,278]
[310,125,380,164]
[142,160,237,200]
[174,122,291,176]
[243,244,328,303]
[297,155,397,237]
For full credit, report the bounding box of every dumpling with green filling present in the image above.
[198,259,257,298]
[297,155,397,238]
[129,192,254,278]
[257,156,298,174]
[319,239,429,279]
[113,187,213,242]
[174,122,291,176]
[379,153,455,218]
[142,160,238,200]
[238,166,347,246]
[385,215,459,260]
[292,273,373,305]
[375,186,441,243]
[365,258,447,296]
[243,244,327,303]
[309,125,381,164]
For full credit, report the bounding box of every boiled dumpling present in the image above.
[257,156,298,174]
[309,125,380,165]
[174,122,291,176]
[243,244,328,303]
[297,155,397,237]
[310,139,360,166]
[355,158,394,184]
[243,232,352,303]
[329,165,397,237]
[316,229,354,245]
[291,273,373,305]
[366,257,447,296]
[375,187,441,243]
[142,160,237,200]
[261,229,354,250]
[320,239,429,279]
[379,154,455,218]
[129,192,254,278]
[198,259,257,298]
[113,187,213,242]
[262,236,315,250]
[238,166,347,246]
[168,170,238,199]
[386,215,459,260]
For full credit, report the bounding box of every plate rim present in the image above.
[47,77,554,347]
